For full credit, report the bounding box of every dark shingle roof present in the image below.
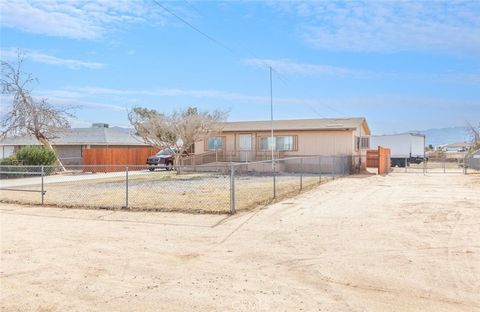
[0,127,148,146]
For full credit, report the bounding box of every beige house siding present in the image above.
[193,118,370,171]
[195,129,367,157]
[292,130,353,156]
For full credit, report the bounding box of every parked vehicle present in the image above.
[146,148,189,171]
[371,133,426,167]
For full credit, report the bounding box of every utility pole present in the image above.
[270,66,276,199]
[270,66,274,163]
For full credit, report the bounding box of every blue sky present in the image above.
[1,0,479,134]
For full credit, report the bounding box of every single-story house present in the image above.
[466,149,480,170]
[0,123,150,165]
[194,117,371,171]
[440,142,473,153]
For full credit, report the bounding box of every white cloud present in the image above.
[242,58,480,85]
[63,86,479,112]
[1,48,106,70]
[0,0,166,39]
[270,1,480,54]
[25,88,126,113]
[69,86,269,103]
[0,91,126,118]
[243,58,360,76]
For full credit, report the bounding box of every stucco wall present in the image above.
[1,146,15,159]
[54,145,83,166]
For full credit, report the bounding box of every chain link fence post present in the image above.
[229,164,236,214]
[41,166,44,206]
[273,160,276,199]
[332,156,335,180]
[300,158,303,191]
[125,165,129,209]
[318,156,322,185]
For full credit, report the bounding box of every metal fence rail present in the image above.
[390,157,475,174]
[0,155,351,214]
[229,156,349,213]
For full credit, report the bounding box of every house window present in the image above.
[361,137,370,149]
[356,136,370,151]
[207,136,223,150]
[259,136,295,151]
[276,136,294,151]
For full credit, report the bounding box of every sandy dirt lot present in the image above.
[1,173,479,311]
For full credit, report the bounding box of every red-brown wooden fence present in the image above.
[367,149,379,168]
[378,147,391,175]
[83,147,160,172]
[367,146,391,175]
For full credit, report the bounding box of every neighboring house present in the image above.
[0,123,150,165]
[466,149,480,170]
[194,117,371,170]
[441,142,473,153]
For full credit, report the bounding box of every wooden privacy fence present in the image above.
[83,147,160,172]
[367,149,380,168]
[367,146,391,175]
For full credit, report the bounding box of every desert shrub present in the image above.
[15,146,57,166]
[0,155,21,166]
[0,156,25,178]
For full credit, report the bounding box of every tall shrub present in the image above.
[15,146,57,166]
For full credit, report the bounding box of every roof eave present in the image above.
[221,127,358,132]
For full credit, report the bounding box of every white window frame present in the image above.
[259,135,296,151]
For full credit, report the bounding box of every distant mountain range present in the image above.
[413,127,471,146]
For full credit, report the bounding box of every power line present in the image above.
[152,0,237,56]
[151,0,349,118]
[182,0,202,14]
[152,0,287,82]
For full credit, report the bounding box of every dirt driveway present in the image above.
[1,173,479,311]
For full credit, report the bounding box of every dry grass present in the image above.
[0,172,331,214]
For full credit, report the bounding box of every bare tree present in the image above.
[129,106,227,173]
[466,121,480,150]
[1,52,74,170]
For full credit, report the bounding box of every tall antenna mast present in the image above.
[270,66,274,163]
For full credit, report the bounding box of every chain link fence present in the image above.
[0,155,352,214]
[389,156,479,174]
[465,152,480,174]
[230,156,349,212]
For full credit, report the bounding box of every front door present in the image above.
[239,134,252,161]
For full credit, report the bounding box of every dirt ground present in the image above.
[1,173,479,311]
